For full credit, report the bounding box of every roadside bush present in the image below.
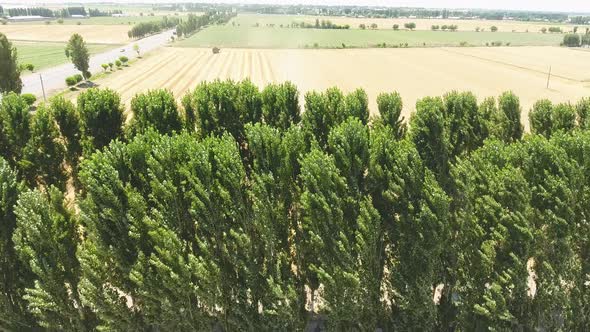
[431,25,439,30]
[393,24,399,30]
[65,76,77,87]
[57,18,64,24]
[101,63,108,71]
[548,26,562,33]
[21,63,34,72]
[115,60,122,68]
[119,56,129,64]
[581,33,590,46]
[490,25,498,32]
[21,94,36,106]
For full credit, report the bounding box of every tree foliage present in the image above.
[65,33,90,79]
[127,89,183,138]
[77,88,124,151]
[13,187,91,330]
[1,82,590,330]
[0,33,22,94]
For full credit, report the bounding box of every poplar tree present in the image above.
[261,81,300,131]
[0,158,35,330]
[0,93,31,165]
[376,91,405,138]
[77,88,124,151]
[65,33,90,79]
[0,33,22,93]
[13,187,91,330]
[127,89,182,138]
[22,106,66,190]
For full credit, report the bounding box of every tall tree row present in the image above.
[1,80,590,330]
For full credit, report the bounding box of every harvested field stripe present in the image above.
[239,52,248,79]
[245,51,253,81]
[174,51,209,94]
[167,51,207,95]
[261,52,276,83]
[114,53,180,93]
[122,56,192,105]
[158,51,202,92]
[256,52,267,85]
[207,52,226,81]
[176,52,217,94]
[220,51,237,80]
[121,58,187,105]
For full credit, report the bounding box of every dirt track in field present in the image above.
[86,46,590,129]
[0,24,130,44]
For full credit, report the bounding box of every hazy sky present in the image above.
[3,0,590,13]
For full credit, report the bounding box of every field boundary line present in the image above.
[440,48,581,83]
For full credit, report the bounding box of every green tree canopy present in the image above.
[0,33,22,93]
[261,81,300,131]
[65,33,90,79]
[77,88,125,151]
[127,89,183,138]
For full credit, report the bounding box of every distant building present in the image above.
[71,14,88,19]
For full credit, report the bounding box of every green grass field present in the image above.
[175,24,565,48]
[15,42,119,70]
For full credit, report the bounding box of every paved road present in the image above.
[21,30,175,98]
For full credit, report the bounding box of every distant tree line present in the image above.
[2,77,590,330]
[7,7,55,17]
[290,19,350,29]
[128,16,181,39]
[129,11,236,39]
[431,24,458,31]
[6,6,88,18]
[88,8,123,17]
[570,16,590,24]
[563,30,590,47]
[177,11,236,37]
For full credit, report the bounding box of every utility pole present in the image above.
[39,74,46,102]
[546,65,552,89]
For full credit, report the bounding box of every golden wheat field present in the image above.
[83,46,590,129]
[0,24,130,44]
